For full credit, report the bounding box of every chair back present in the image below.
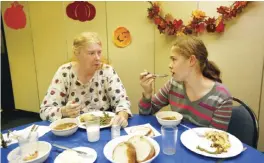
[228,97,259,148]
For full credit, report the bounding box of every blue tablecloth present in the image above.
[1,115,264,163]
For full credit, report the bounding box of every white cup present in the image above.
[86,116,100,142]
[18,131,39,161]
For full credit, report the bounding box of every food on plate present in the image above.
[53,123,77,130]
[80,112,113,126]
[161,116,177,120]
[100,112,113,126]
[23,151,38,161]
[80,114,95,122]
[113,142,137,163]
[113,135,155,163]
[197,130,231,154]
[130,126,155,137]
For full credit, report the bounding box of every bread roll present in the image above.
[127,136,155,162]
[113,142,137,163]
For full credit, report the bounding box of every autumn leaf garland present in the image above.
[147,1,249,36]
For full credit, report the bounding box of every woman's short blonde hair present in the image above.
[73,32,102,55]
[70,32,108,65]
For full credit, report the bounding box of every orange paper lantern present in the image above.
[113,27,131,48]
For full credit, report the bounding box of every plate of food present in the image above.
[77,111,115,129]
[180,127,244,158]
[103,135,160,163]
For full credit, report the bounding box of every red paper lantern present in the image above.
[4,2,26,30]
[66,1,96,22]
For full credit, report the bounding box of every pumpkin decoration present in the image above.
[113,27,131,48]
[66,1,96,22]
[4,2,26,30]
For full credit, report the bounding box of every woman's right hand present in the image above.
[61,101,81,118]
[139,71,155,99]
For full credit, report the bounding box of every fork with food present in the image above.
[140,70,168,99]
[141,70,168,78]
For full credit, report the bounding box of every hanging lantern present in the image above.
[4,2,26,30]
[66,1,96,22]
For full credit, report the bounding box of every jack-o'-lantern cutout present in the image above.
[66,1,96,22]
[4,2,26,30]
[113,27,131,48]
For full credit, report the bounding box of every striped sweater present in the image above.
[139,78,233,131]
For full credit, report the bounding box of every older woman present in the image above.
[40,32,131,127]
[139,36,232,131]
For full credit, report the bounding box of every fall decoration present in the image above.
[113,27,131,48]
[147,1,249,36]
[66,1,96,22]
[4,2,26,30]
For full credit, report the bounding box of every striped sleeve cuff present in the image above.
[139,96,151,109]
[138,94,152,115]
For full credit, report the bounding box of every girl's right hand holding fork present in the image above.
[139,71,156,99]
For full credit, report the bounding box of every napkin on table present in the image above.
[124,123,161,137]
[1,125,51,147]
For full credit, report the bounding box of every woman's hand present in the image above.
[111,111,129,127]
[61,101,81,118]
[140,71,155,99]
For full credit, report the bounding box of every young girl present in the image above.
[139,36,232,131]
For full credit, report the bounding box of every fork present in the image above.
[52,144,93,158]
[145,73,168,78]
[26,124,39,140]
[153,74,168,78]
[180,124,204,137]
[143,70,168,78]
[34,126,39,132]
[27,124,37,139]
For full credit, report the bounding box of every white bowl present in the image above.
[104,135,160,163]
[156,111,183,126]
[50,118,78,136]
[7,141,51,163]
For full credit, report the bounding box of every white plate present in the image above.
[77,111,115,129]
[54,147,97,163]
[103,135,160,163]
[180,127,243,158]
